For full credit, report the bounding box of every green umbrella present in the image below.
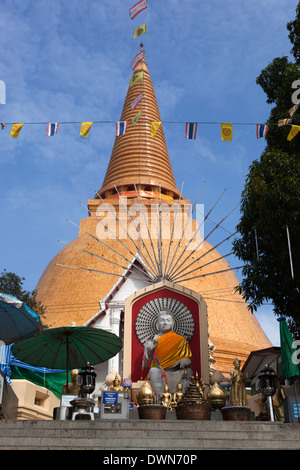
[12,326,123,393]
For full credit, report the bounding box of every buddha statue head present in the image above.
[156,308,175,335]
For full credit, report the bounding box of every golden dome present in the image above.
[35,211,271,375]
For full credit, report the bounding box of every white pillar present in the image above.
[107,303,123,376]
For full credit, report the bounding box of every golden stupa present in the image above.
[35,53,271,376]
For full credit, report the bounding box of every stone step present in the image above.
[0,419,300,450]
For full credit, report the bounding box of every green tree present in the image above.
[233,4,300,337]
[0,269,47,324]
[287,2,300,62]
[256,59,299,153]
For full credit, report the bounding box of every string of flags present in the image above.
[1,0,299,142]
[3,118,299,141]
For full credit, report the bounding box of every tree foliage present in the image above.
[233,150,300,334]
[232,4,300,337]
[287,3,300,63]
[256,59,300,154]
[0,269,47,323]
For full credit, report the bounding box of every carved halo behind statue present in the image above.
[135,297,195,344]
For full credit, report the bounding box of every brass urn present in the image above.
[137,381,156,405]
[207,382,227,411]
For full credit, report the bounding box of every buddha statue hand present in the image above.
[179,358,191,369]
[144,339,158,359]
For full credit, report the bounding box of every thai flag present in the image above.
[116,121,128,136]
[131,50,146,71]
[130,93,143,110]
[185,122,197,140]
[47,122,59,136]
[129,0,147,20]
[256,124,268,139]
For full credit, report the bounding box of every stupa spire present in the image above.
[97,53,182,200]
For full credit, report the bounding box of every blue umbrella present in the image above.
[0,293,41,344]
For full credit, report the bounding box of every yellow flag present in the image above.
[287,125,300,141]
[129,71,143,88]
[80,122,93,138]
[151,121,161,137]
[10,123,24,138]
[132,109,142,126]
[221,123,232,141]
[132,24,146,40]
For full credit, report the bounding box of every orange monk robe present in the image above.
[150,331,192,370]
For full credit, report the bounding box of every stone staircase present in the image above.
[0,419,300,450]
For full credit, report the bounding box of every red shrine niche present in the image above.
[123,280,209,386]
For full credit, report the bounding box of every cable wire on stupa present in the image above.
[56,182,244,284]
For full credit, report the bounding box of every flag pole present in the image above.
[114,184,160,278]
[66,218,154,281]
[167,188,227,279]
[93,191,158,279]
[168,202,239,282]
[254,229,259,262]
[79,200,157,279]
[133,182,161,277]
[164,181,206,278]
[286,225,294,279]
[163,181,184,278]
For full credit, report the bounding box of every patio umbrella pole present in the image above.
[66,332,69,394]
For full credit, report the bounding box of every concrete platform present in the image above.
[0,419,299,450]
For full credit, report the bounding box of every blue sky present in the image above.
[0,0,299,346]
